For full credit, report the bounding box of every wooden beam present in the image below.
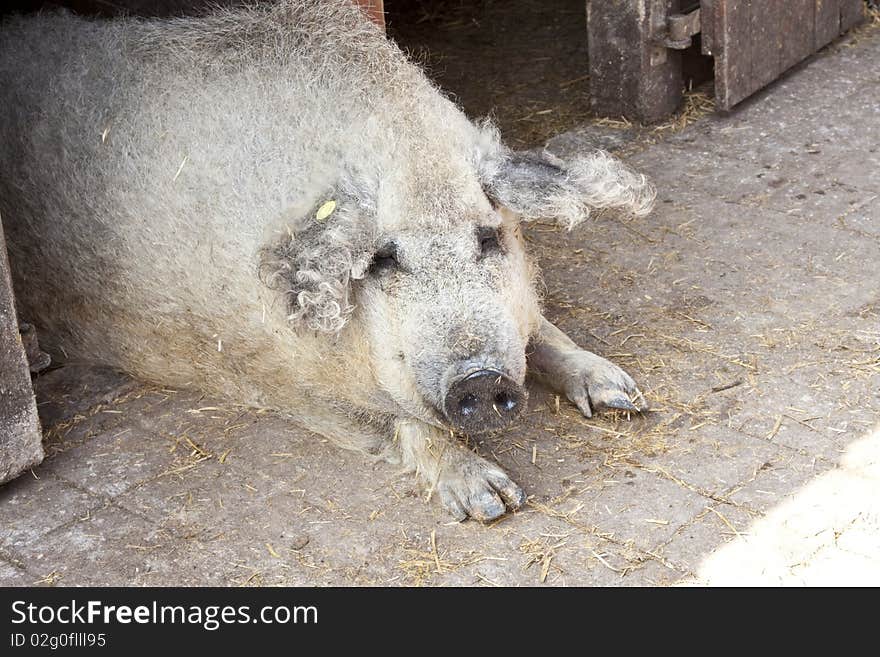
[0,220,44,485]
[354,0,385,31]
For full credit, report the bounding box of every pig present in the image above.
[0,0,654,521]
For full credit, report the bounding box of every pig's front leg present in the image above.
[395,419,526,522]
[528,317,643,417]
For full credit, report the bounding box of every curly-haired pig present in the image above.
[0,0,655,521]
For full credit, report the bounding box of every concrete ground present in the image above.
[2,23,879,587]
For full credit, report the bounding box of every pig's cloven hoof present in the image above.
[558,350,645,418]
[437,450,526,522]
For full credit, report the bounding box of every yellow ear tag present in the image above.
[315,199,337,222]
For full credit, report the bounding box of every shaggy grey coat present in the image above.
[0,0,654,520]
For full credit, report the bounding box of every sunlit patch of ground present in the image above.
[685,423,880,586]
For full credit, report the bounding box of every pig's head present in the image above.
[352,201,540,435]
[261,124,654,434]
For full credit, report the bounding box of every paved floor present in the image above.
[1,23,879,587]
[686,426,880,585]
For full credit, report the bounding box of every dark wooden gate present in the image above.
[588,0,866,121]
[707,0,865,109]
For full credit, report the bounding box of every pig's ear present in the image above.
[476,133,655,227]
[259,195,372,334]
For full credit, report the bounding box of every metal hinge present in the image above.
[662,9,702,49]
[650,6,701,66]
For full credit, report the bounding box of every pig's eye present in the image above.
[369,242,399,274]
[477,226,502,258]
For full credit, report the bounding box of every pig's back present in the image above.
[0,2,419,374]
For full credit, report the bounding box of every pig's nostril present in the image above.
[458,394,479,416]
[494,392,517,412]
[443,368,526,432]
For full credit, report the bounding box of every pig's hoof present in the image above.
[437,452,526,523]
[560,351,645,418]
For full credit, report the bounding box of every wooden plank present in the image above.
[713,0,754,109]
[780,0,816,71]
[0,219,44,485]
[721,0,805,108]
[747,1,785,95]
[817,0,866,49]
[815,0,842,49]
[354,0,385,30]
[840,0,867,31]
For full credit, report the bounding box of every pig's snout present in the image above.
[442,369,526,433]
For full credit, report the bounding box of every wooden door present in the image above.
[705,0,866,110]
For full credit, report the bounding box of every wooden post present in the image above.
[354,0,385,31]
[0,218,43,485]
[587,0,684,123]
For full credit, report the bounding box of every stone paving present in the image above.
[1,22,878,587]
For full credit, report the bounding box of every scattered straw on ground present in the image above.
[651,90,716,134]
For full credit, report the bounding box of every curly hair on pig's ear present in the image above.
[259,195,373,334]
[473,121,656,227]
